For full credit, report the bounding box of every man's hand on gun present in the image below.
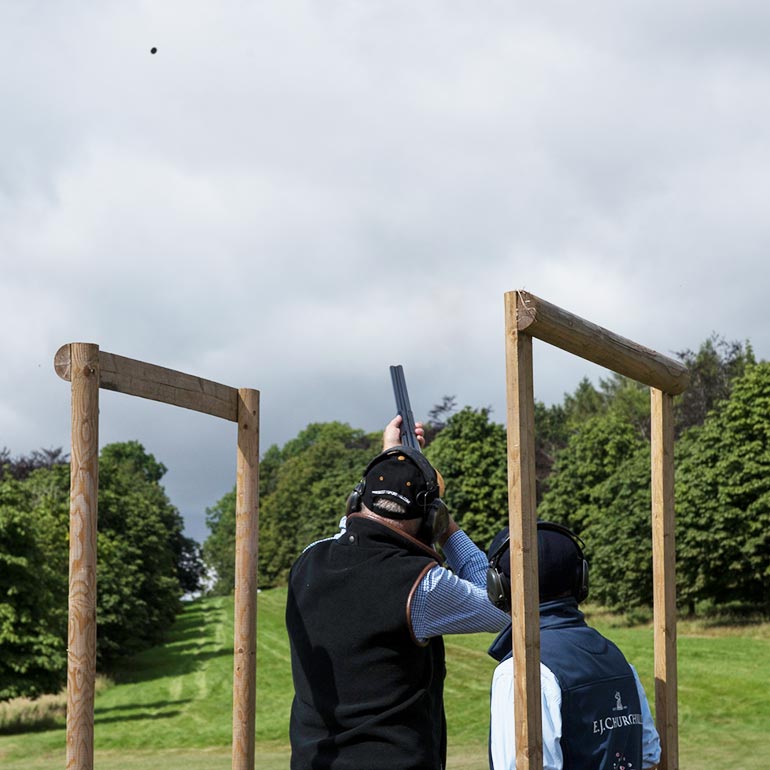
[383,415,425,451]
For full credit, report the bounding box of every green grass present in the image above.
[1,591,768,769]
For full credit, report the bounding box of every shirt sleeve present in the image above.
[629,664,662,769]
[410,529,510,640]
[442,528,490,585]
[489,659,563,770]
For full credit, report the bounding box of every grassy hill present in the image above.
[1,590,768,769]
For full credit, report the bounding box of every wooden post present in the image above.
[232,388,260,770]
[502,291,688,769]
[651,389,678,770]
[66,343,100,770]
[504,292,543,770]
[55,345,260,769]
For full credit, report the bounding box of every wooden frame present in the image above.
[54,343,260,770]
[504,291,688,770]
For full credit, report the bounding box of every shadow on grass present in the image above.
[108,599,232,686]
[94,709,184,725]
[0,715,64,736]
[94,699,193,715]
[113,647,232,685]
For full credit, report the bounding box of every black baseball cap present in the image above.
[362,447,438,520]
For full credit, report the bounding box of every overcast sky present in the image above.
[3,1,770,543]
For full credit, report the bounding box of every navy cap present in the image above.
[488,523,583,602]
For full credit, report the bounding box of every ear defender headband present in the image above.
[346,446,449,543]
[486,521,590,612]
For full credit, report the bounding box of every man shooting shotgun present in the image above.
[389,365,449,542]
[285,368,509,770]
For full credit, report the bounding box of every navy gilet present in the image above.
[286,514,446,770]
[489,600,643,770]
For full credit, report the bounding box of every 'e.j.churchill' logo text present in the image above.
[593,712,643,735]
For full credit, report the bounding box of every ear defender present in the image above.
[423,497,449,544]
[486,536,512,612]
[576,555,589,603]
[485,521,590,610]
[346,480,364,516]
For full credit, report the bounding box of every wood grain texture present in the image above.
[651,389,679,770]
[232,389,260,770]
[55,345,238,421]
[504,293,543,770]
[514,291,690,394]
[66,344,100,770]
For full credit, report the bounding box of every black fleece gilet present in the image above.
[286,514,446,770]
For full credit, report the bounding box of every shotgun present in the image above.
[389,365,421,451]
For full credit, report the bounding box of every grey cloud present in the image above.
[3,1,770,542]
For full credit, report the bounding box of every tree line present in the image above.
[205,335,769,621]
[0,442,203,700]
[3,334,767,701]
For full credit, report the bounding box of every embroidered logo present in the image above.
[592,691,641,736]
[611,751,634,770]
[370,489,412,505]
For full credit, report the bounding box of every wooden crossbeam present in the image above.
[515,290,690,394]
[55,345,238,421]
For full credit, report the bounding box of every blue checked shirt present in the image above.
[410,528,510,641]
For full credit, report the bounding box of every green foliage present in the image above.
[533,400,568,501]
[538,410,647,533]
[202,489,237,595]
[562,377,607,429]
[0,441,203,698]
[581,447,654,611]
[674,334,755,437]
[96,442,191,663]
[562,374,650,438]
[204,423,380,590]
[599,375,651,439]
[0,476,67,700]
[676,362,770,614]
[423,395,458,445]
[425,407,508,549]
[260,423,380,585]
[0,446,68,481]
[540,339,767,616]
[203,443,291,594]
[538,406,652,613]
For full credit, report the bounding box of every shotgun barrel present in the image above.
[389,365,421,451]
